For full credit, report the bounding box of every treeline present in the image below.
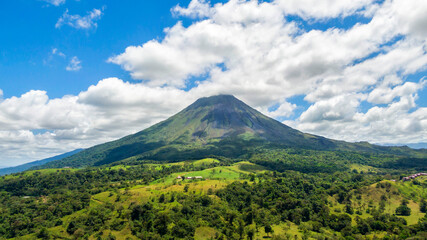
[248,148,425,173]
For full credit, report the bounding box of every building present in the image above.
[402,173,427,181]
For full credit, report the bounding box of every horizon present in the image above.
[1,0,426,166]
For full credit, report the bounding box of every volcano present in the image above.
[40,95,426,168]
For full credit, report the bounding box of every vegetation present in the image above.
[0,157,426,239]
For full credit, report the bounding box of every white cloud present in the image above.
[287,91,427,145]
[0,78,194,166]
[299,94,365,123]
[56,8,103,29]
[66,56,82,71]
[367,78,426,104]
[52,48,66,58]
[172,0,213,19]
[43,0,65,6]
[108,21,238,87]
[275,0,374,19]
[44,48,67,66]
[264,101,297,118]
[385,0,427,38]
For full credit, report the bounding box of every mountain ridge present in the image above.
[0,149,83,176]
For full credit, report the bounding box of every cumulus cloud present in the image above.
[299,94,364,123]
[108,21,237,87]
[265,101,297,118]
[2,0,427,166]
[56,8,103,29]
[367,78,426,104]
[287,91,427,145]
[66,56,82,71]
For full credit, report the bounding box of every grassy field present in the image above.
[349,164,379,173]
[329,179,426,226]
[194,226,218,240]
[144,161,263,187]
[144,158,220,170]
[120,162,263,206]
[394,176,427,199]
[1,168,78,180]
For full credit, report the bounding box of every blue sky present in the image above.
[0,0,426,167]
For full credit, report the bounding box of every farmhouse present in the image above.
[402,173,427,181]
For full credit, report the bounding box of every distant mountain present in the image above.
[38,95,426,169]
[0,149,83,176]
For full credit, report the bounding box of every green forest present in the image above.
[0,150,426,240]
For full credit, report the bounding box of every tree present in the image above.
[396,205,411,216]
[420,199,427,213]
[153,212,169,235]
[337,191,347,204]
[158,194,165,203]
[67,221,77,235]
[171,219,195,238]
[37,227,50,240]
[396,199,411,216]
[250,174,256,182]
[265,224,273,237]
[247,226,255,240]
[401,199,409,206]
[345,203,354,214]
